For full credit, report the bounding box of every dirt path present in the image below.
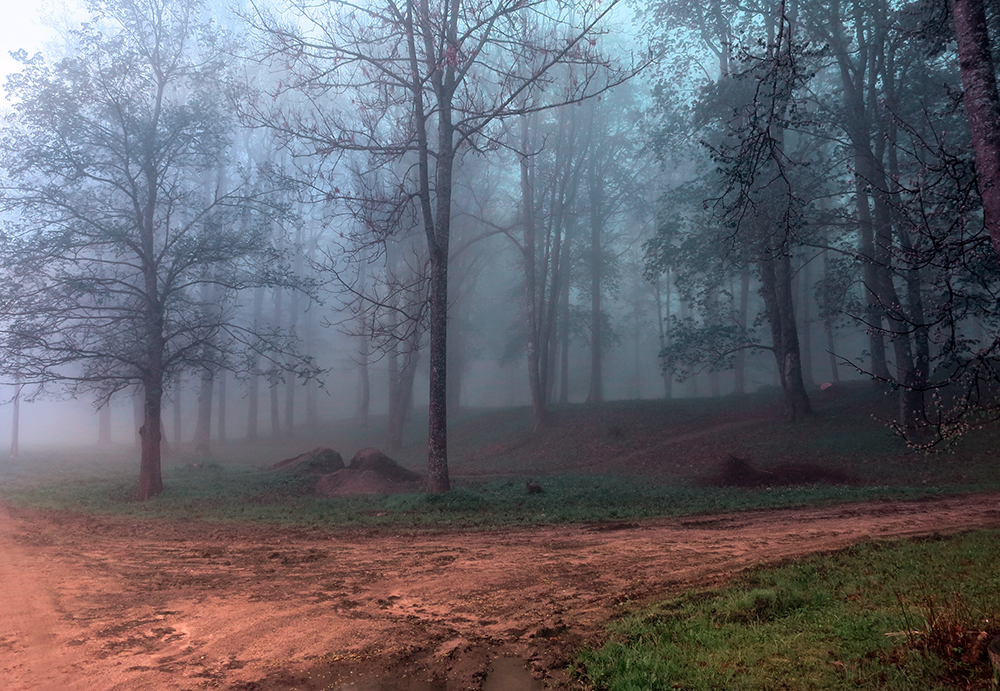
[2,493,999,691]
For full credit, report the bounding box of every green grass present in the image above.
[3,387,1000,529]
[2,462,985,530]
[576,531,1000,691]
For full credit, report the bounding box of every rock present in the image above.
[434,638,470,660]
[272,447,345,475]
[347,448,421,483]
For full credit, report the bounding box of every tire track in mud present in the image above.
[1,493,999,690]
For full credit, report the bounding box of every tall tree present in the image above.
[952,0,1000,258]
[248,0,635,491]
[0,0,314,498]
[704,1,813,419]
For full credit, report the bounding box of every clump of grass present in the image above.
[576,531,1000,691]
[889,592,995,688]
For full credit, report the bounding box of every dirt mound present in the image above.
[315,468,423,497]
[347,447,421,483]
[272,447,345,475]
[314,449,423,497]
[712,456,853,488]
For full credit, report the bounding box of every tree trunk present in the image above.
[408,5,454,494]
[283,374,295,438]
[830,21,892,384]
[585,150,603,404]
[138,378,164,500]
[869,129,923,430]
[132,389,143,450]
[558,260,571,405]
[304,310,318,430]
[681,301,700,397]
[194,367,213,455]
[283,227,301,439]
[172,375,182,445]
[387,346,419,452]
[733,266,750,394]
[540,111,577,406]
[217,370,227,445]
[269,286,282,439]
[11,383,21,457]
[246,286,264,441]
[855,173,891,383]
[759,253,813,421]
[952,0,1000,257]
[446,304,464,415]
[553,223,573,405]
[137,292,166,498]
[798,257,816,390]
[425,245,450,492]
[98,399,112,446]
[520,114,547,429]
[822,248,840,382]
[887,107,930,435]
[357,329,370,430]
[655,272,673,399]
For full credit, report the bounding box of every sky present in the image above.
[0,0,88,82]
[0,6,50,78]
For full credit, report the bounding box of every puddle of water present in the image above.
[320,656,540,691]
[333,679,444,691]
[482,657,544,691]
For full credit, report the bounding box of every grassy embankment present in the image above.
[577,530,1000,691]
[2,384,999,528]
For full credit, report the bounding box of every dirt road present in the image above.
[2,493,999,691]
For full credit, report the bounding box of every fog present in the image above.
[0,0,996,493]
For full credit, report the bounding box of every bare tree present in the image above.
[246,0,639,491]
[0,0,316,499]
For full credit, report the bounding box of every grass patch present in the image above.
[2,464,986,530]
[576,531,1000,690]
[3,387,1000,528]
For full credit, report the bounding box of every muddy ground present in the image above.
[3,492,1000,690]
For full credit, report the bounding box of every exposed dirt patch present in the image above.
[710,456,855,487]
[3,493,1000,690]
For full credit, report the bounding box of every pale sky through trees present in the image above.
[0,1,87,80]
[0,7,50,77]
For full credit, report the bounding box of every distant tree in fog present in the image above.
[0,0,316,499]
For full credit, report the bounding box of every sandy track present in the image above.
[1,493,999,690]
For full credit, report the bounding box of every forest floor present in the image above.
[3,492,1000,691]
[4,385,1000,690]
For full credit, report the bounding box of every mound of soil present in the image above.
[314,448,423,497]
[347,447,421,483]
[713,456,853,488]
[316,469,420,496]
[272,447,345,474]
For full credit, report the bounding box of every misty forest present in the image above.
[1,0,1000,503]
[8,1,1000,690]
